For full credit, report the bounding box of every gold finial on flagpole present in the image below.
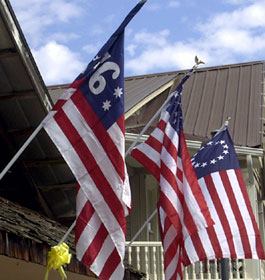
[194,55,205,69]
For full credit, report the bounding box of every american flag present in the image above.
[131,69,214,280]
[43,1,146,279]
[185,128,265,262]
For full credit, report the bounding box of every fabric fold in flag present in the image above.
[43,1,147,279]
[131,69,214,280]
[185,128,265,263]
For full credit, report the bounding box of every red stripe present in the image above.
[131,149,160,181]
[180,132,214,228]
[220,170,252,258]
[81,224,108,268]
[159,192,182,235]
[75,199,95,243]
[206,225,223,259]
[162,215,173,238]
[116,114,125,135]
[71,89,125,181]
[189,231,207,261]
[145,135,163,154]
[163,129,178,159]
[157,119,167,132]
[235,170,265,259]
[160,161,199,235]
[164,235,179,269]
[204,174,236,256]
[52,99,67,111]
[99,248,121,279]
[54,109,126,234]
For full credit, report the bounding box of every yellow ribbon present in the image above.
[45,242,72,280]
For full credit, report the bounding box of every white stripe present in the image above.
[76,186,88,216]
[182,174,210,231]
[62,100,124,192]
[226,170,258,257]
[136,142,161,167]
[76,211,101,260]
[211,172,245,256]
[165,245,180,280]
[108,122,125,156]
[108,122,131,210]
[160,175,184,228]
[43,117,88,180]
[59,87,76,100]
[109,262,125,280]
[91,234,124,277]
[163,224,177,252]
[184,235,199,263]
[79,175,126,259]
[198,176,229,254]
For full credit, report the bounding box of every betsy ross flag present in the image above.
[185,128,265,262]
[131,69,214,280]
[43,1,146,279]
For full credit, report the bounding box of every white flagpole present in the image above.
[0,122,44,180]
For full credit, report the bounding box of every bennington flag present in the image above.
[131,69,214,280]
[185,128,265,262]
[43,1,146,279]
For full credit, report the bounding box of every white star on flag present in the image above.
[102,100,111,111]
[114,86,123,98]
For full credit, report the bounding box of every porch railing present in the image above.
[125,241,253,280]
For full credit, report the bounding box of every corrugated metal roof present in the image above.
[124,61,265,147]
[182,62,264,147]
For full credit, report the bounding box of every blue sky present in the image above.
[9,0,265,85]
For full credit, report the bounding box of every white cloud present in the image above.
[147,3,161,11]
[126,0,265,74]
[83,43,102,55]
[168,1,180,8]
[10,0,83,47]
[133,30,170,48]
[32,41,86,85]
[48,32,80,43]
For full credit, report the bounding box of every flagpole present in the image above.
[0,122,44,181]
[125,207,157,250]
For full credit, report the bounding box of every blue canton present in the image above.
[191,129,240,179]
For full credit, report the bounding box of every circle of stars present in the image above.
[191,139,229,169]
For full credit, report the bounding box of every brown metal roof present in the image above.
[182,61,264,147]
[124,61,265,148]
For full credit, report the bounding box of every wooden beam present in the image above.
[0,47,17,58]
[0,90,35,100]
[24,158,65,167]
[37,183,76,191]
[8,127,45,136]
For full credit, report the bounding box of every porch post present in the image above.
[245,154,261,280]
